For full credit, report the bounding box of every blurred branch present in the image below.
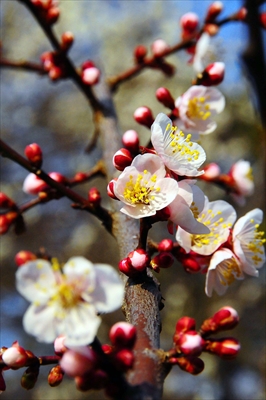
[0,58,46,74]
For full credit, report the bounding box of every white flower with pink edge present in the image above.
[114,153,179,218]
[175,85,225,139]
[233,208,265,277]
[176,197,237,255]
[205,248,243,297]
[229,160,254,205]
[16,257,124,346]
[151,113,206,176]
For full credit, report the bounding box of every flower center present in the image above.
[220,258,242,286]
[165,123,200,161]
[186,96,211,120]
[56,281,81,308]
[245,167,253,181]
[246,220,266,265]
[190,201,200,218]
[123,172,160,205]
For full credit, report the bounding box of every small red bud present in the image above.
[134,45,147,63]
[0,193,15,209]
[48,365,64,387]
[46,7,60,25]
[201,306,239,335]
[48,172,66,184]
[113,349,134,371]
[88,187,101,206]
[175,317,196,335]
[113,148,133,171]
[122,130,140,154]
[151,39,170,57]
[236,7,247,21]
[151,252,174,272]
[173,356,204,375]
[107,179,119,200]
[158,239,173,252]
[2,344,28,368]
[133,106,154,128]
[118,258,133,276]
[260,13,266,29]
[82,67,101,85]
[74,172,87,182]
[49,66,63,81]
[202,162,221,179]
[177,331,204,356]
[204,337,240,359]
[128,249,150,271]
[61,31,74,51]
[109,322,137,350]
[198,62,225,86]
[24,143,43,168]
[101,344,114,355]
[182,257,202,273]
[155,87,175,109]
[203,23,219,36]
[180,12,199,34]
[14,250,37,267]
[205,2,223,23]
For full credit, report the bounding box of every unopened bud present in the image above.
[122,130,140,154]
[82,67,101,85]
[198,62,225,86]
[0,212,17,235]
[2,344,28,368]
[177,331,204,356]
[101,344,114,355]
[46,6,60,25]
[203,23,219,36]
[204,337,240,359]
[54,335,67,356]
[158,239,173,252]
[74,172,87,182]
[128,249,150,271]
[48,172,66,184]
[109,322,137,350]
[182,257,202,273]
[113,148,133,171]
[134,106,154,128]
[24,143,43,168]
[151,252,174,272]
[202,162,221,179]
[107,179,119,200]
[134,45,147,63]
[236,7,247,21]
[60,348,97,377]
[15,251,37,267]
[201,306,239,335]
[0,193,15,209]
[205,2,223,23]
[113,349,134,371]
[48,365,64,387]
[175,317,196,335]
[156,87,175,109]
[180,12,199,34]
[49,66,63,81]
[151,39,170,57]
[61,31,74,51]
[260,13,266,29]
[21,366,39,390]
[118,258,133,276]
[171,355,204,375]
[88,187,101,206]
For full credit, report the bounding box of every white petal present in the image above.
[175,227,192,253]
[16,260,56,303]
[132,153,166,178]
[23,304,58,343]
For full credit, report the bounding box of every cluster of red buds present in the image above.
[81,60,101,86]
[41,50,68,81]
[30,0,60,25]
[0,192,18,234]
[167,306,240,375]
[150,239,175,273]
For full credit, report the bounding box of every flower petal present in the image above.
[23,304,58,343]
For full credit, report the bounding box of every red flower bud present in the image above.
[14,250,37,267]
[48,172,66,184]
[204,337,240,359]
[236,7,247,21]
[24,143,43,168]
[107,179,119,200]
[199,62,225,86]
[101,344,114,355]
[122,130,140,155]
[156,87,175,110]
[203,23,219,36]
[113,148,133,171]
[61,31,74,51]
[133,106,154,128]
[175,317,196,335]
[48,365,64,387]
[109,322,137,350]
[182,257,202,273]
[201,306,239,335]
[260,13,266,29]
[118,258,133,276]
[151,39,170,57]
[151,252,174,272]
[46,6,60,25]
[0,193,15,209]
[177,331,204,356]
[158,239,174,252]
[2,343,28,368]
[127,249,150,271]
[74,172,87,182]
[180,12,199,34]
[113,349,134,371]
[202,162,221,180]
[205,2,223,23]
[82,67,101,85]
[171,356,204,375]
[88,187,101,206]
[134,45,147,63]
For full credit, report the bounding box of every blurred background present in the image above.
[0,0,265,399]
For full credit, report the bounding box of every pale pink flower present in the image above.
[16,257,124,346]
[151,113,206,176]
[229,160,254,205]
[175,85,225,139]
[114,153,179,218]
[192,33,211,73]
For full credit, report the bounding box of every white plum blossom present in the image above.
[169,180,210,234]
[176,197,237,254]
[229,160,254,205]
[151,113,206,176]
[114,153,179,218]
[192,33,211,73]
[233,208,265,276]
[205,248,244,297]
[16,257,124,346]
[175,85,225,139]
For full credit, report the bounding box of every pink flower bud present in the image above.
[24,143,43,167]
[158,239,173,252]
[48,172,66,184]
[155,87,175,109]
[113,148,133,171]
[151,252,174,272]
[109,322,137,350]
[205,2,223,23]
[128,249,150,271]
[113,349,134,371]
[2,344,28,368]
[60,348,97,377]
[0,193,15,209]
[107,179,119,200]
[151,39,170,57]
[54,335,67,356]
[82,67,101,85]
[88,187,101,206]
[201,307,239,335]
[202,162,221,179]
[48,365,64,387]
[134,45,147,63]
[182,257,202,273]
[49,66,63,81]
[122,130,140,154]
[23,174,48,195]
[61,31,74,51]
[133,106,154,128]
[118,258,133,276]
[175,317,196,335]
[177,331,204,356]
[200,62,225,86]
[14,251,37,267]
[171,355,204,375]
[204,337,240,359]
[180,12,199,34]
[46,6,60,25]
[236,7,247,21]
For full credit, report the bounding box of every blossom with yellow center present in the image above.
[233,208,265,276]
[205,249,244,297]
[175,85,225,140]
[114,153,179,218]
[16,257,124,346]
[151,113,206,176]
[175,197,237,255]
